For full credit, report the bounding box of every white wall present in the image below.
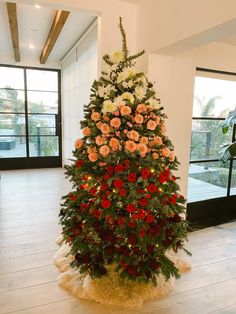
[148,42,236,198]
[61,23,98,164]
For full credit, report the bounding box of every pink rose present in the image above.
[95,136,105,146]
[114,111,120,116]
[134,114,144,124]
[82,127,91,136]
[128,130,139,141]
[100,124,110,134]
[127,122,133,127]
[136,104,147,113]
[99,162,107,166]
[116,131,121,136]
[91,112,101,121]
[147,120,157,131]
[74,138,83,149]
[120,106,131,116]
[125,140,137,152]
[99,145,110,157]
[88,152,98,162]
[110,118,121,128]
[123,129,128,134]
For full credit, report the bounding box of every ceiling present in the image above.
[219,35,236,47]
[0,1,96,67]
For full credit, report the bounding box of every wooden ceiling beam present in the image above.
[6,2,20,62]
[40,10,70,64]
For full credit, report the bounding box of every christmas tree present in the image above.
[59,18,189,286]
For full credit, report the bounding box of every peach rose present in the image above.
[140,136,148,144]
[74,138,83,149]
[99,145,110,157]
[91,112,101,121]
[155,116,160,124]
[128,130,139,141]
[136,104,147,113]
[152,152,159,160]
[110,118,121,128]
[87,146,97,154]
[154,135,162,145]
[88,152,98,162]
[120,105,131,116]
[103,115,110,122]
[95,136,105,146]
[162,147,171,157]
[134,114,144,124]
[169,151,175,161]
[147,120,157,131]
[137,143,148,156]
[96,121,103,129]
[125,140,137,152]
[82,127,91,136]
[100,124,110,134]
[109,138,120,150]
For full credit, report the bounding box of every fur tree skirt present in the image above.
[54,238,191,308]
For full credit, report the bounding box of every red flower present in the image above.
[128,234,137,245]
[127,265,138,276]
[133,213,141,220]
[128,220,136,228]
[127,173,137,182]
[146,214,155,223]
[138,209,146,219]
[158,173,166,184]
[137,189,145,194]
[141,168,151,180]
[126,204,136,213]
[123,159,130,169]
[115,164,125,173]
[106,166,114,175]
[139,228,146,238]
[105,215,114,225]
[101,199,111,209]
[146,194,152,199]
[119,188,126,197]
[172,175,177,181]
[117,216,126,225]
[169,195,177,204]
[80,183,88,190]
[101,184,108,191]
[103,174,110,181]
[92,209,102,219]
[69,193,77,201]
[147,183,157,193]
[89,187,97,195]
[76,159,84,167]
[113,179,124,189]
[149,261,160,270]
[139,198,148,207]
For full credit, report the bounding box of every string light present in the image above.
[88,176,92,180]
[151,169,155,173]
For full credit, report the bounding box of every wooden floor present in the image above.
[0,168,236,314]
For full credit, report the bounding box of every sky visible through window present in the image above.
[193,76,236,118]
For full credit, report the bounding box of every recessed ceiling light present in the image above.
[29,44,35,49]
[34,4,41,9]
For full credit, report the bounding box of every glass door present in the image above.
[0,66,62,170]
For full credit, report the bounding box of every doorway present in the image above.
[0,65,62,170]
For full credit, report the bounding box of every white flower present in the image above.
[110,50,124,63]
[122,80,134,89]
[113,95,126,107]
[97,84,116,99]
[102,100,118,114]
[147,97,160,109]
[135,86,146,101]
[122,92,134,104]
[117,67,137,83]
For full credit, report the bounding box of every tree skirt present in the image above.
[54,238,190,308]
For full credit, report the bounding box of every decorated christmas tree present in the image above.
[59,18,189,286]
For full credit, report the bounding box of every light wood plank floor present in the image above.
[0,168,236,314]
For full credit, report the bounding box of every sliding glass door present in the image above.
[0,65,62,170]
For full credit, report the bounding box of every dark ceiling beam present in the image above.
[40,10,70,64]
[6,2,20,62]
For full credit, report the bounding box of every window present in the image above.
[188,69,236,203]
